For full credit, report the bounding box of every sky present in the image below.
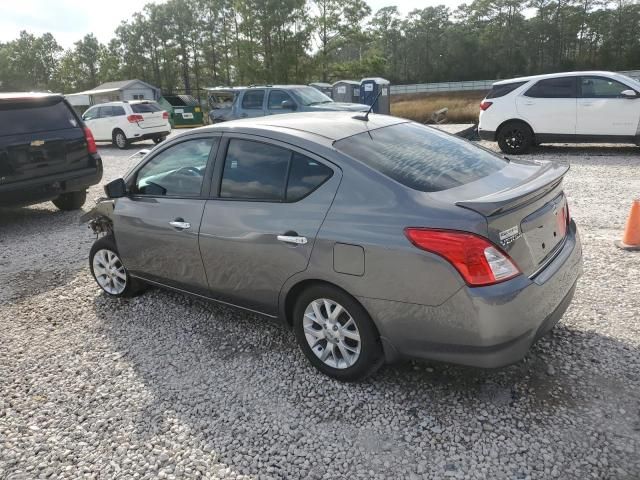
[0,0,468,49]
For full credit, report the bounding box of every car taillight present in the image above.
[83,127,97,154]
[480,101,493,111]
[404,228,520,287]
[127,114,144,123]
[162,111,169,120]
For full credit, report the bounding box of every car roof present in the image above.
[200,112,408,142]
[493,71,619,86]
[0,92,62,101]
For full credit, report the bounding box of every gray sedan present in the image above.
[85,112,583,381]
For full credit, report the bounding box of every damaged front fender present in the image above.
[79,198,115,236]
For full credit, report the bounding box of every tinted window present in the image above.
[525,77,576,98]
[268,90,294,110]
[99,106,114,117]
[135,138,215,197]
[0,97,78,136]
[334,122,506,193]
[580,77,633,98]
[486,81,526,99]
[112,106,126,116]
[131,102,162,113]
[287,153,333,201]
[241,90,265,110]
[221,140,289,200]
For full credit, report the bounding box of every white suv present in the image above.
[82,101,171,150]
[478,71,640,154]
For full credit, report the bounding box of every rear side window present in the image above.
[242,90,265,110]
[131,102,162,113]
[99,106,114,117]
[0,97,78,136]
[334,122,506,193]
[486,81,526,99]
[220,139,333,201]
[580,76,634,98]
[112,106,126,116]
[525,77,576,98]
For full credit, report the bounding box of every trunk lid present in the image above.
[435,159,570,277]
[0,96,89,185]
[130,102,167,129]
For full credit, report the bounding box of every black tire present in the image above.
[89,234,144,298]
[52,190,87,211]
[153,136,166,144]
[497,121,534,154]
[112,129,129,150]
[293,284,383,381]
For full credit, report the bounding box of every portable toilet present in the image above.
[332,80,361,103]
[309,82,333,99]
[359,78,391,114]
[158,94,204,128]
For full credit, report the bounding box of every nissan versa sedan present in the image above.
[84,112,583,381]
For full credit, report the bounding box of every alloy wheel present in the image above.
[116,133,127,148]
[92,249,127,295]
[504,128,524,150]
[302,298,361,369]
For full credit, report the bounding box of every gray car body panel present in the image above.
[85,112,583,368]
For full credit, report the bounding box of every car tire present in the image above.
[153,136,166,144]
[52,190,87,211]
[497,121,534,154]
[113,129,129,150]
[293,284,383,381]
[89,234,144,298]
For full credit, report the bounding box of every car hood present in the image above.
[307,102,369,112]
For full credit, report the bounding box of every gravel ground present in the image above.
[1,136,639,479]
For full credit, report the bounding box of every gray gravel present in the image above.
[1,137,639,479]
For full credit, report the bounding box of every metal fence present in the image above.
[390,70,640,95]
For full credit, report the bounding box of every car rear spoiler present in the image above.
[456,161,569,217]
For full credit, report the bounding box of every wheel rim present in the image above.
[504,128,525,150]
[116,133,126,148]
[303,298,361,369]
[92,249,127,295]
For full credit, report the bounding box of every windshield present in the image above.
[616,74,640,90]
[334,122,507,192]
[290,87,333,106]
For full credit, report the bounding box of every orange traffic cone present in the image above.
[615,199,640,251]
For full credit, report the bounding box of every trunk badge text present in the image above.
[30,140,45,147]
[499,225,521,246]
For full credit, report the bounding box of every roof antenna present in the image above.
[353,90,383,121]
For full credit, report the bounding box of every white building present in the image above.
[66,79,161,107]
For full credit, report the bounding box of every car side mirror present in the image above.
[621,89,638,98]
[104,178,127,198]
[282,100,296,110]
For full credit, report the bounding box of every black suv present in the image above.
[0,93,103,210]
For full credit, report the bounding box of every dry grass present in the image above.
[391,90,487,124]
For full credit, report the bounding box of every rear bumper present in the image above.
[360,220,583,367]
[478,129,496,141]
[0,155,103,207]
[128,130,171,142]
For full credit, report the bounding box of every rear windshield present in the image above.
[334,122,506,192]
[0,97,78,136]
[131,102,162,113]
[486,81,526,99]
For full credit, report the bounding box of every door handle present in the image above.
[169,219,191,230]
[277,235,308,245]
[581,102,593,107]
[240,113,248,118]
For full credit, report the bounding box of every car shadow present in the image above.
[91,286,640,477]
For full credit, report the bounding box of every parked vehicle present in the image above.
[84,112,582,381]
[478,71,640,154]
[208,85,368,123]
[158,95,204,128]
[0,93,103,210]
[82,100,171,150]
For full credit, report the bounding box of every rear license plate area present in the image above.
[521,194,567,265]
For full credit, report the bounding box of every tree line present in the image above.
[0,0,638,95]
